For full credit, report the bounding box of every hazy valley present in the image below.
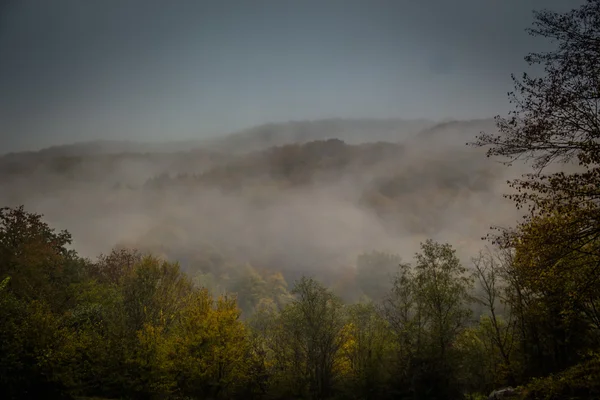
[0,117,521,295]
[3,1,600,398]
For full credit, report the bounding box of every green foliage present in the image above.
[0,285,72,399]
[274,277,347,399]
[414,240,473,359]
[228,265,293,316]
[0,201,596,400]
[121,255,193,333]
[339,302,393,399]
[172,290,251,399]
[0,205,75,309]
[380,240,473,399]
[519,354,600,400]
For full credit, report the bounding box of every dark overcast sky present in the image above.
[0,0,582,152]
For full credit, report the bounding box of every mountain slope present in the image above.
[199,118,437,153]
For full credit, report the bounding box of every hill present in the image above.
[1,118,438,160]
[201,118,437,153]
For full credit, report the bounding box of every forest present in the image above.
[2,1,600,399]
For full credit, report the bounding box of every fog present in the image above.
[0,1,580,293]
[0,118,534,291]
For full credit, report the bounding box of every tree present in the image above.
[121,256,193,334]
[340,302,393,400]
[473,0,600,261]
[0,206,75,309]
[380,241,472,399]
[414,240,472,363]
[273,277,346,400]
[0,276,77,400]
[472,0,600,379]
[471,248,519,388]
[413,240,473,399]
[172,289,251,399]
[381,261,423,384]
[92,248,142,285]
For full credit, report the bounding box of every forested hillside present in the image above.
[200,118,437,154]
[2,1,600,399]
